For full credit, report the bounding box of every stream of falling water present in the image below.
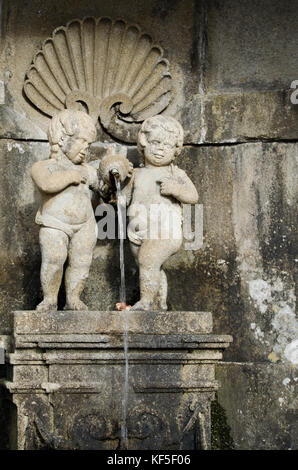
[116,178,126,305]
[115,177,129,449]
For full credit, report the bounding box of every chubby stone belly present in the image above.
[42,186,93,225]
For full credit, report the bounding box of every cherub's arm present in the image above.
[120,170,135,206]
[31,161,82,194]
[85,164,100,192]
[159,165,198,204]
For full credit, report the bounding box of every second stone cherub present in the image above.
[102,115,199,311]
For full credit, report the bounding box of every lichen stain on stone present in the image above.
[250,323,265,342]
[268,352,280,363]
[6,142,25,154]
[282,377,291,387]
[248,273,297,364]
[284,340,298,366]
[249,279,272,313]
[271,306,297,364]
[278,397,285,407]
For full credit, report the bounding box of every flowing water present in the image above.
[116,178,126,304]
[115,177,129,449]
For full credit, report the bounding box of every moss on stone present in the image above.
[211,393,234,450]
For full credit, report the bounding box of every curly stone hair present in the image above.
[48,109,96,154]
[137,115,184,160]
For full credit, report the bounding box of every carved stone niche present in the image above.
[5,311,232,450]
[23,17,172,143]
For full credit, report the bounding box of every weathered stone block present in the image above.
[169,143,297,364]
[14,310,213,335]
[205,0,298,92]
[182,90,298,144]
[12,365,48,384]
[0,140,49,333]
[216,362,297,450]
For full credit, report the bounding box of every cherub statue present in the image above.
[31,109,98,311]
[100,115,199,311]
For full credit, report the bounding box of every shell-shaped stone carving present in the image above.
[24,17,172,142]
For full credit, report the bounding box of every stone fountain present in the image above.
[4,16,232,450]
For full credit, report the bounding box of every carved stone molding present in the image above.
[23,17,172,142]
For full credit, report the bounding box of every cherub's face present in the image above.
[60,128,93,164]
[143,128,177,167]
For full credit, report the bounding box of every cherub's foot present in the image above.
[36,299,57,312]
[64,298,88,311]
[157,301,168,311]
[130,300,153,311]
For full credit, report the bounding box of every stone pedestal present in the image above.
[5,311,232,450]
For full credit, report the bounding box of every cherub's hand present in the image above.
[70,171,82,185]
[127,161,134,178]
[158,164,183,198]
[158,176,176,196]
[69,170,88,185]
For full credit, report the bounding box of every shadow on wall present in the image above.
[0,376,17,450]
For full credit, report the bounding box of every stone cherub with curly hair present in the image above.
[31,109,98,311]
[102,115,199,311]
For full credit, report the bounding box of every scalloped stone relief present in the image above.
[23,17,172,143]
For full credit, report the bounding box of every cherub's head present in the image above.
[137,115,184,167]
[48,109,96,164]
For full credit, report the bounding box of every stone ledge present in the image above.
[14,310,213,335]
[5,380,220,395]
[14,333,232,350]
[4,381,102,394]
[9,350,226,366]
[134,382,219,393]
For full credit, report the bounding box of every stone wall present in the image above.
[0,0,297,449]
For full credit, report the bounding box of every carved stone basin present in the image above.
[5,310,232,450]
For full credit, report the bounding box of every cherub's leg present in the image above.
[37,227,68,311]
[156,269,168,311]
[131,239,181,311]
[130,242,140,265]
[64,219,97,310]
